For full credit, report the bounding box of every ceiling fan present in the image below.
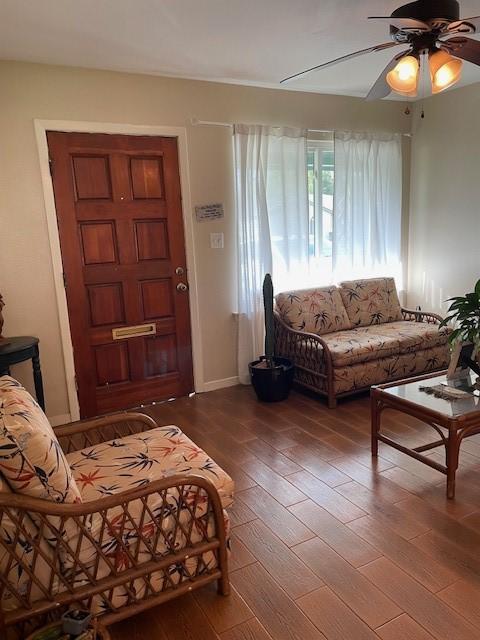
[281,0,480,100]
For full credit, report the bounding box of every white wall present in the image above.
[408,82,480,315]
[0,61,410,421]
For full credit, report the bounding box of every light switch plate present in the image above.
[210,232,224,249]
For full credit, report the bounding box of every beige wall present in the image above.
[0,61,410,420]
[408,83,480,315]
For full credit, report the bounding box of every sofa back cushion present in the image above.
[276,286,352,335]
[339,277,402,327]
[0,376,81,504]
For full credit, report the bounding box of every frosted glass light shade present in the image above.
[429,49,463,94]
[386,55,419,96]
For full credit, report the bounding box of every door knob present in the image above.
[176,282,188,292]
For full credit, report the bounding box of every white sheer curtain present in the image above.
[234,124,308,383]
[333,131,403,286]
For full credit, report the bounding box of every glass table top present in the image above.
[381,373,480,418]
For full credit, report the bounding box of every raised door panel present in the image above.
[140,279,174,320]
[80,221,118,265]
[72,155,112,200]
[88,283,125,327]
[145,335,178,377]
[135,220,169,261]
[94,342,130,386]
[130,156,165,199]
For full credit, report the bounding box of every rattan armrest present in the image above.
[54,412,158,454]
[401,307,444,324]
[0,473,223,517]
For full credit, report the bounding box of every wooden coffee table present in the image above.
[371,371,480,499]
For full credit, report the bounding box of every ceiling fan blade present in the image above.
[365,50,411,101]
[441,36,480,66]
[368,16,430,31]
[448,16,480,32]
[280,42,399,83]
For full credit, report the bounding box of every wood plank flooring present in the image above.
[111,385,480,640]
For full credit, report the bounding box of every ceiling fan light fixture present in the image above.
[429,49,463,93]
[386,54,419,95]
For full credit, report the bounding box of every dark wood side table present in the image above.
[371,371,480,499]
[0,336,45,411]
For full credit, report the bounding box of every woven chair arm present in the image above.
[54,412,158,454]
[401,307,444,324]
[0,473,224,517]
[274,310,333,371]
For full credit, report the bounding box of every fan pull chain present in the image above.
[420,52,427,119]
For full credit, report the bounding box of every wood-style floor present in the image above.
[111,385,480,640]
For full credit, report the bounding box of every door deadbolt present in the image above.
[175,267,184,276]
[176,282,188,292]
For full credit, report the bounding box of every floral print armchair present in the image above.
[0,377,233,639]
[274,277,451,407]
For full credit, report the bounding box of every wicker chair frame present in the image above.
[0,413,230,638]
[274,307,446,408]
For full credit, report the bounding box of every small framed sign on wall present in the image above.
[195,203,224,222]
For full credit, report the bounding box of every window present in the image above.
[307,139,334,278]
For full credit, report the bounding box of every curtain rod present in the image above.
[190,118,412,137]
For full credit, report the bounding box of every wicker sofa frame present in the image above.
[0,412,229,638]
[274,306,445,409]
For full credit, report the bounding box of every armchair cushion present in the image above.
[0,376,82,504]
[276,286,352,335]
[323,320,451,367]
[66,424,234,508]
[339,277,402,327]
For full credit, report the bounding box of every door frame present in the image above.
[34,119,204,421]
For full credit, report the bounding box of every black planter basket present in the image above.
[249,356,294,402]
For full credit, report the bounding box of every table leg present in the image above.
[371,392,380,457]
[446,431,460,499]
[32,347,45,411]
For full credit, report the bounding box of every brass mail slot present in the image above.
[112,323,156,340]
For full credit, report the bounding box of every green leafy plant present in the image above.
[440,278,480,349]
[263,273,275,368]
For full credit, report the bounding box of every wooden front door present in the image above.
[47,132,194,418]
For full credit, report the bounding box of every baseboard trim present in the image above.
[202,376,240,393]
[48,413,71,426]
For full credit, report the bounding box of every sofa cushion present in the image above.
[276,286,352,335]
[333,345,450,394]
[0,376,82,504]
[339,277,402,327]
[323,321,451,368]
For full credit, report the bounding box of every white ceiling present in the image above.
[0,0,479,99]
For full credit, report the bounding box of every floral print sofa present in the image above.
[0,376,233,638]
[274,277,451,407]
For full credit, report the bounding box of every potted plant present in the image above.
[440,278,480,377]
[249,274,294,402]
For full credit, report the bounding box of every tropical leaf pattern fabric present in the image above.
[333,345,449,394]
[0,376,82,504]
[322,320,451,367]
[0,474,55,613]
[276,286,352,335]
[339,277,402,327]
